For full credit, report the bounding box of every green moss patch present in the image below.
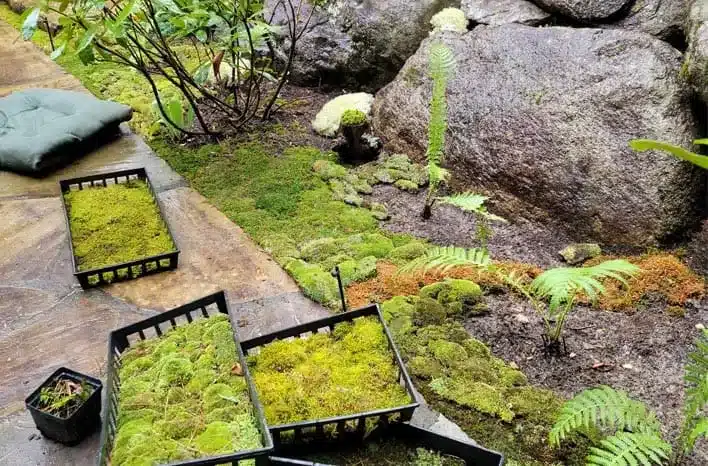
[64,181,175,272]
[247,316,411,426]
[113,314,262,465]
[298,438,464,465]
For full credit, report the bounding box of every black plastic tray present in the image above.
[240,304,420,450]
[59,167,179,288]
[268,422,504,465]
[98,291,274,466]
[25,367,103,445]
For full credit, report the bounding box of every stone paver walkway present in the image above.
[0,18,328,465]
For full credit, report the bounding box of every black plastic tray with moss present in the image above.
[268,423,504,466]
[240,304,419,450]
[59,167,179,288]
[98,291,274,466]
[25,367,103,446]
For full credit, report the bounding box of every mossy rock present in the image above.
[394,179,419,192]
[388,241,427,261]
[420,279,484,316]
[429,378,514,423]
[381,295,419,322]
[374,169,396,184]
[341,109,367,126]
[345,173,373,194]
[329,179,364,207]
[338,256,377,286]
[414,297,447,326]
[312,159,347,180]
[558,243,601,265]
[320,253,354,272]
[346,233,394,259]
[383,154,414,171]
[299,237,341,263]
[370,202,390,221]
[429,339,468,367]
[285,259,340,307]
[408,356,445,380]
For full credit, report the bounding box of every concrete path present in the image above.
[0,18,328,465]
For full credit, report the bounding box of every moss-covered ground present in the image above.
[114,314,262,466]
[247,316,411,426]
[64,181,175,271]
[5,7,703,463]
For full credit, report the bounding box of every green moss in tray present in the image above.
[300,439,465,465]
[247,316,412,426]
[113,314,262,466]
[64,180,175,272]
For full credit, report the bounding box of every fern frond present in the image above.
[437,192,507,222]
[531,260,639,313]
[681,329,708,453]
[426,42,454,168]
[630,139,708,170]
[428,163,449,186]
[397,246,491,275]
[586,432,671,466]
[549,386,661,448]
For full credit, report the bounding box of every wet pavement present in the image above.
[0,18,328,465]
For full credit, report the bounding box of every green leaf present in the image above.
[58,0,70,12]
[586,432,670,466]
[397,246,491,275]
[77,46,95,65]
[437,192,507,222]
[50,44,66,60]
[192,62,211,85]
[76,26,97,53]
[630,139,708,170]
[21,8,40,41]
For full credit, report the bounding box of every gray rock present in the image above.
[685,0,708,102]
[266,0,457,90]
[372,25,704,246]
[462,0,550,25]
[534,0,631,21]
[612,0,688,42]
[559,243,602,264]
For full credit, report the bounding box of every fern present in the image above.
[630,139,708,170]
[680,329,708,454]
[437,192,507,222]
[550,386,661,448]
[530,260,639,314]
[586,432,671,466]
[397,246,491,275]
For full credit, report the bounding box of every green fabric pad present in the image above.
[0,89,133,174]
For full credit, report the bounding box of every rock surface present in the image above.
[534,0,630,21]
[612,0,688,42]
[266,0,457,89]
[685,0,708,102]
[372,26,704,246]
[462,0,550,25]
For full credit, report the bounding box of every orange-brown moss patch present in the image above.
[586,252,704,311]
[346,260,542,308]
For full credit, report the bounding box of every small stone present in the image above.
[28,433,40,441]
[622,363,634,370]
[514,313,530,324]
[509,361,519,369]
[696,323,705,330]
[559,243,601,265]
[569,352,576,358]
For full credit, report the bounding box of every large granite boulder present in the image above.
[372,26,704,246]
[534,0,631,21]
[613,0,688,42]
[266,0,458,90]
[685,0,708,102]
[462,0,550,26]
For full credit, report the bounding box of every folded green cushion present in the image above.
[0,88,133,174]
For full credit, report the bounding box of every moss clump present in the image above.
[347,233,395,259]
[340,109,367,126]
[389,241,428,262]
[248,316,412,426]
[299,438,465,465]
[284,259,340,307]
[313,159,347,180]
[394,179,420,192]
[338,256,378,286]
[419,279,484,316]
[113,314,261,466]
[64,181,175,272]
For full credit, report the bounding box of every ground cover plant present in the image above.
[297,438,465,465]
[549,329,708,465]
[4,6,706,464]
[113,313,262,465]
[247,316,411,426]
[64,180,175,271]
[36,376,93,419]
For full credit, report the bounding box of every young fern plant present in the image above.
[396,246,638,354]
[630,139,708,170]
[551,330,707,466]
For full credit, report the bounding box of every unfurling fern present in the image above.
[549,386,661,448]
[680,328,708,454]
[587,432,672,466]
[396,246,491,275]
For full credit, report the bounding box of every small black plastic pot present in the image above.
[25,367,103,445]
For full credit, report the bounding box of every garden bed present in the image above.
[60,168,179,288]
[241,305,418,449]
[98,292,273,466]
[268,422,503,466]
